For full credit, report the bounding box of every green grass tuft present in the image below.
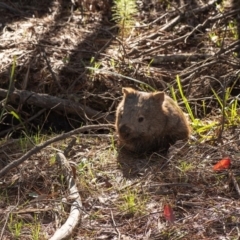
[112,0,137,39]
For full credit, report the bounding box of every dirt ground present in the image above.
[0,0,240,239]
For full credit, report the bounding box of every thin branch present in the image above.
[145,53,213,64]
[41,48,65,92]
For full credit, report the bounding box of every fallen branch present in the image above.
[50,152,82,240]
[0,124,114,178]
[0,88,114,123]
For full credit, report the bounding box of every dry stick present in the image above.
[187,0,217,14]
[146,34,239,68]
[100,28,128,60]
[49,153,82,240]
[0,124,114,178]
[158,0,217,32]
[147,53,214,64]
[137,12,169,28]
[111,210,121,240]
[185,8,240,43]
[224,46,240,58]
[218,40,240,55]
[137,34,186,57]
[0,207,16,240]
[179,59,217,82]
[184,17,210,43]
[160,14,182,31]
[41,48,65,92]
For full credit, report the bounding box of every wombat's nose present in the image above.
[119,124,131,135]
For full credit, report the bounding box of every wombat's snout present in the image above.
[119,124,131,137]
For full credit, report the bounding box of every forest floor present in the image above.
[0,0,240,239]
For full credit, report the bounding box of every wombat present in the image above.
[115,87,190,153]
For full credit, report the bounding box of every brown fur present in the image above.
[115,87,191,153]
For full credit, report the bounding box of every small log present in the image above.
[0,88,114,123]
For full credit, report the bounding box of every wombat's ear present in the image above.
[153,91,165,102]
[122,87,136,95]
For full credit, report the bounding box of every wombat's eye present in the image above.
[138,117,144,122]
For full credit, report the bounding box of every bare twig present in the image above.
[0,206,17,240]
[41,48,65,92]
[145,53,213,64]
[111,210,121,239]
[160,14,182,31]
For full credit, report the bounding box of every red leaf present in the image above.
[213,157,231,171]
[164,204,175,223]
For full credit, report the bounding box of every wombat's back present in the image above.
[116,87,190,153]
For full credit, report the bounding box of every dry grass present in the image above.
[1,128,240,239]
[0,0,240,239]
